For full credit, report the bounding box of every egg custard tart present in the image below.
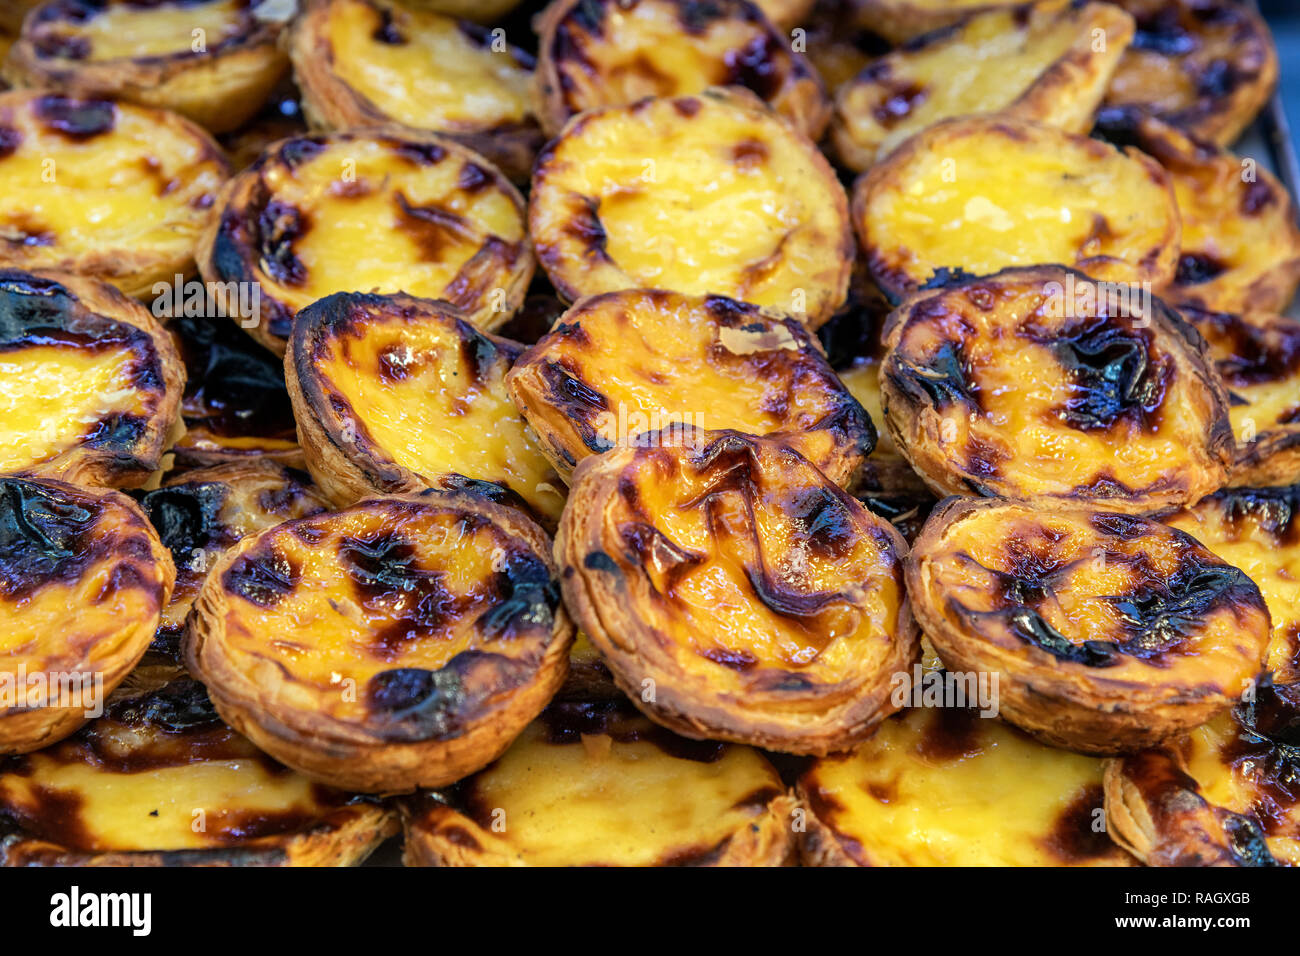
[533,0,828,141]
[854,116,1180,302]
[0,477,174,754]
[0,678,397,866]
[0,91,229,298]
[505,289,873,487]
[1105,680,1300,867]
[0,269,184,489]
[1104,0,1277,149]
[1163,484,1300,686]
[290,0,543,183]
[286,291,565,527]
[846,0,1022,44]
[1097,109,1300,316]
[168,313,303,469]
[879,266,1233,510]
[138,460,331,682]
[529,89,853,329]
[185,491,574,792]
[557,430,919,755]
[1179,307,1300,488]
[197,128,532,355]
[908,497,1271,755]
[402,698,797,866]
[799,704,1135,866]
[5,0,290,135]
[831,0,1134,172]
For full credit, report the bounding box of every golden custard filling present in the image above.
[212,500,558,727]
[1164,487,1300,685]
[0,345,148,473]
[424,702,788,865]
[1180,703,1300,866]
[325,0,532,127]
[0,681,354,853]
[246,136,526,323]
[803,707,1130,866]
[921,505,1268,692]
[311,304,561,518]
[31,0,250,61]
[860,119,1176,294]
[0,94,226,265]
[639,466,898,673]
[531,93,849,323]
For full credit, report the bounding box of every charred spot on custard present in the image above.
[0,272,147,356]
[256,199,310,288]
[0,477,105,601]
[888,338,978,411]
[1025,317,1169,432]
[31,94,115,141]
[221,542,301,609]
[1043,783,1118,863]
[365,665,468,739]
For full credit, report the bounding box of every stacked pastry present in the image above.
[0,0,1295,867]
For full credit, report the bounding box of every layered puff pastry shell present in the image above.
[854,115,1180,302]
[0,678,397,866]
[533,0,828,140]
[402,698,797,866]
[1104,0,1278,148]
[0,269,183,489]
[831,0,1134,172]
[505,288,874,487]
[1104,680,1300,867]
